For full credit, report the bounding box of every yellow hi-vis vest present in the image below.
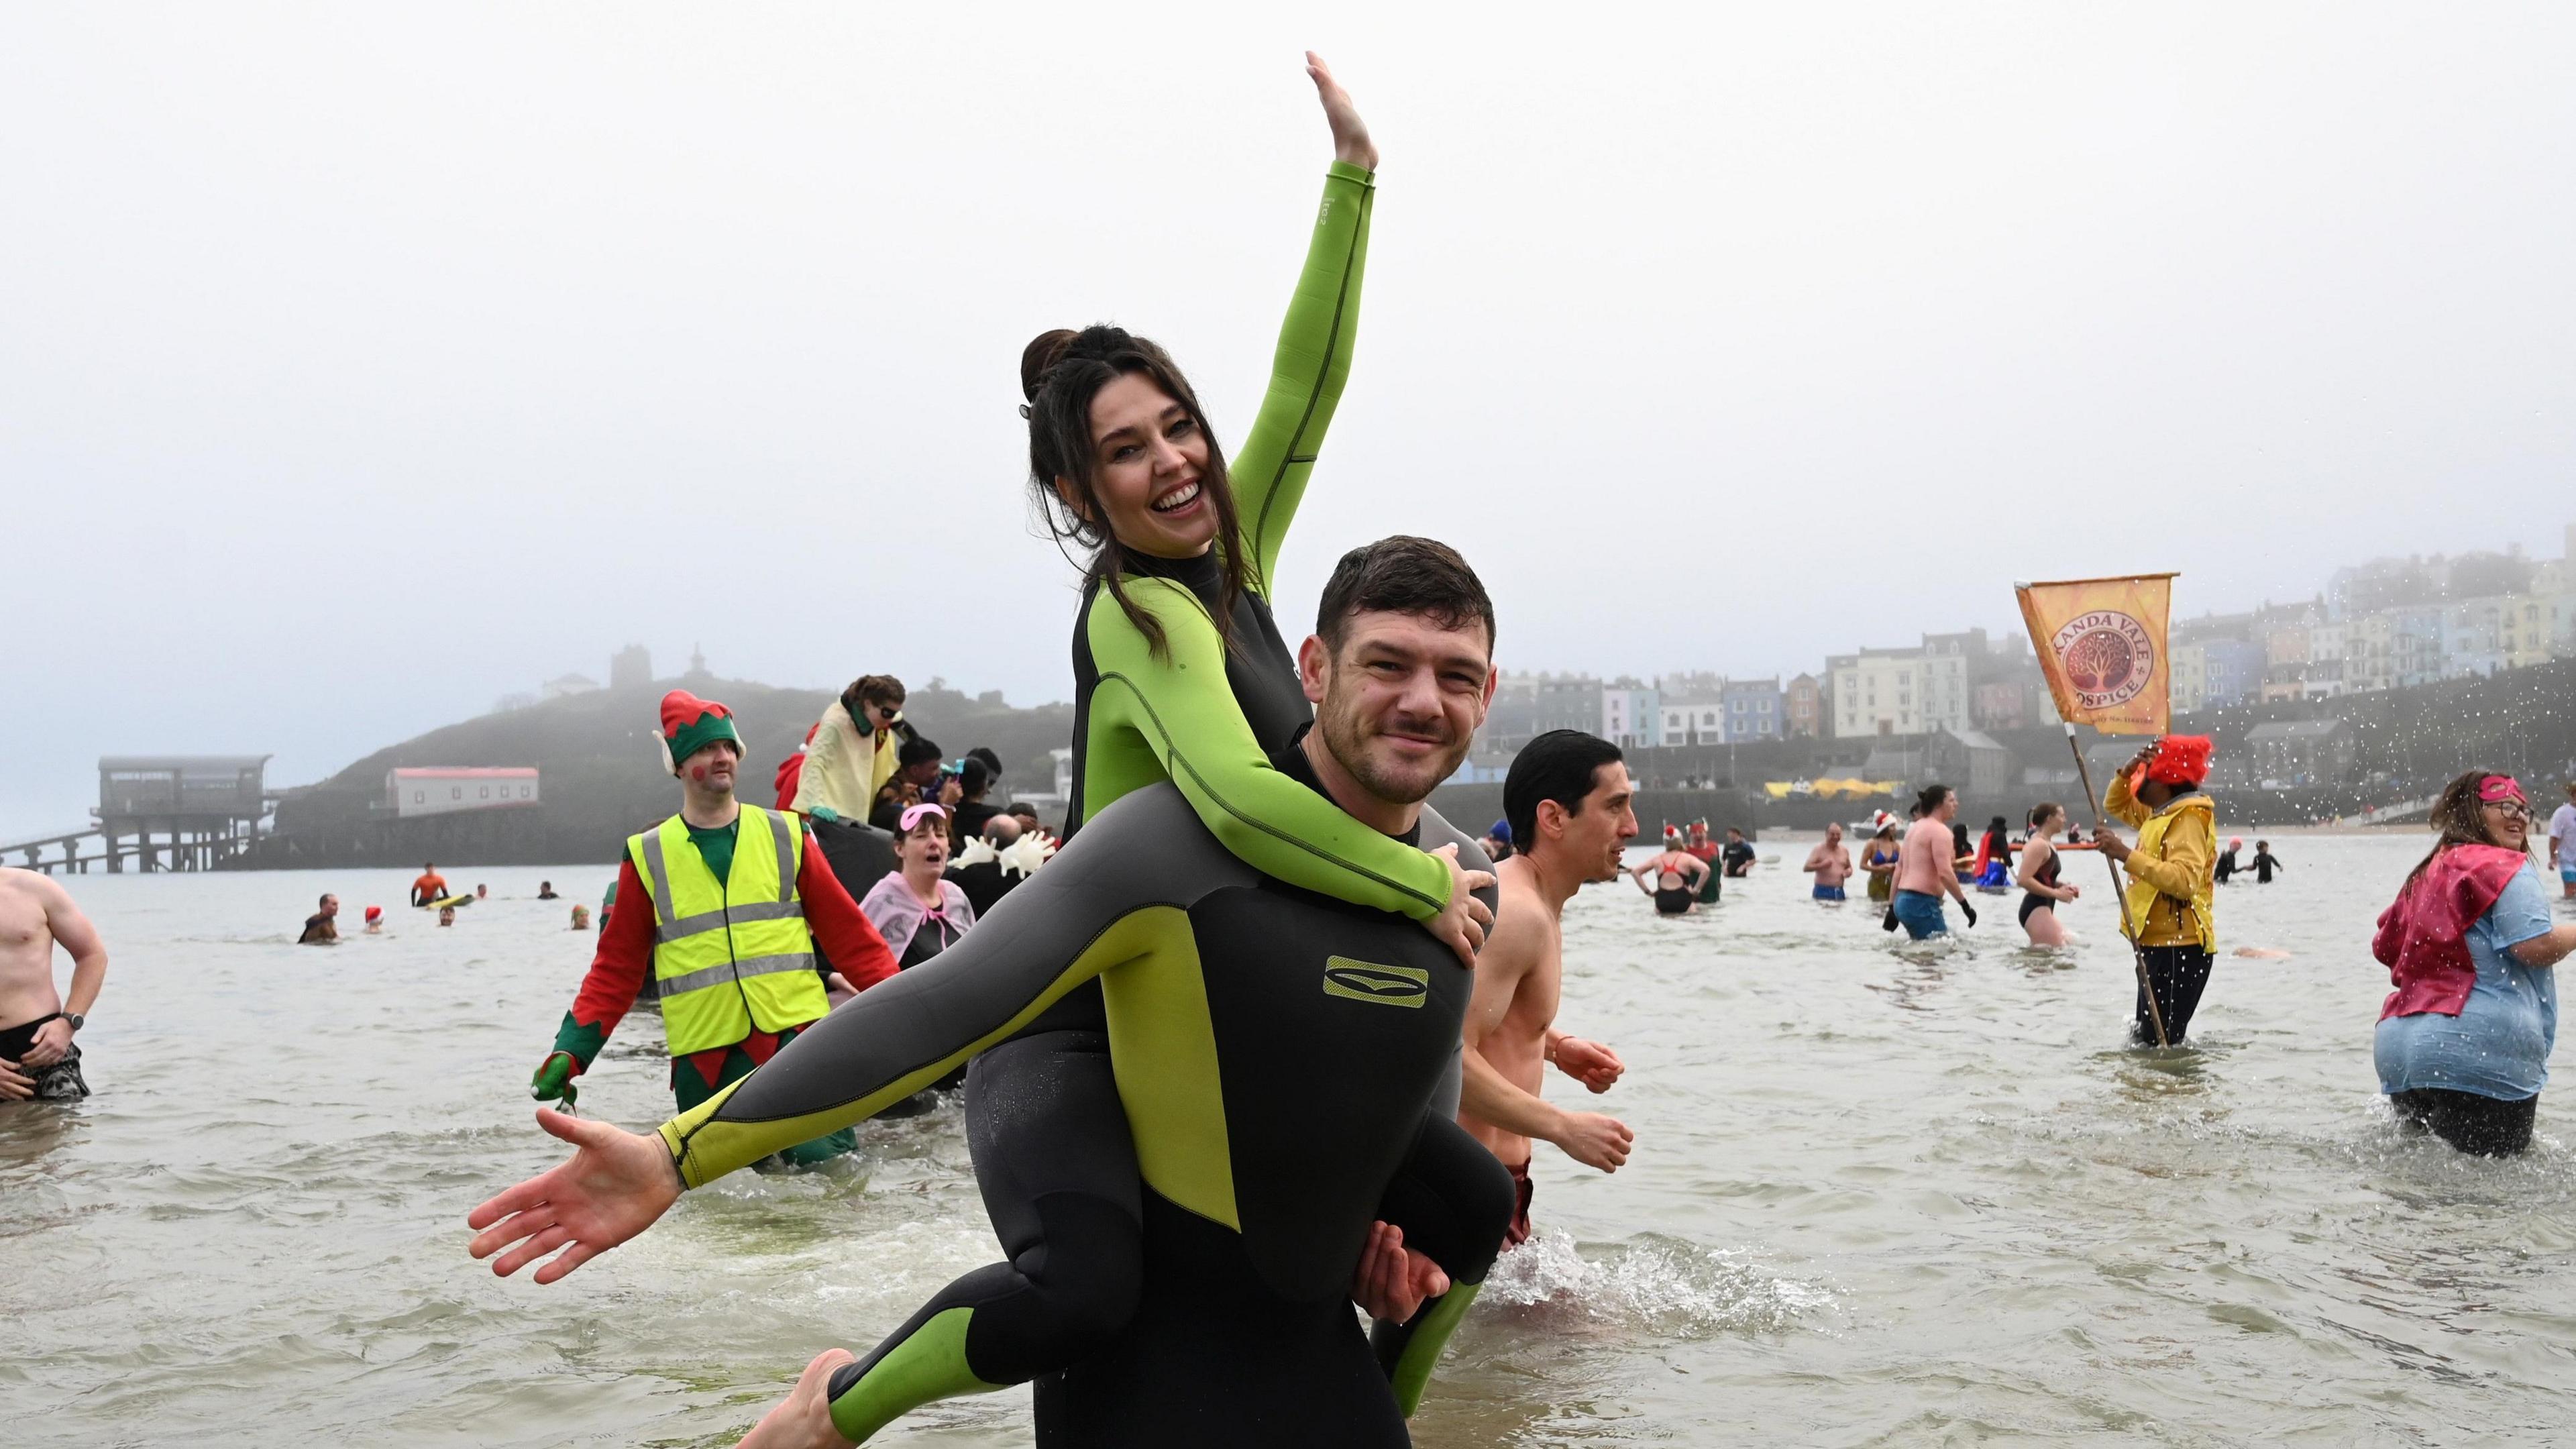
[627,804,829,1056]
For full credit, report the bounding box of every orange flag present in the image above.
[2015,574,2176,736]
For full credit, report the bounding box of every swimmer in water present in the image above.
[0,868,107,1104]
[411,862,447,908]
[1721,826,1757,878]
[468,542,1516,1448]
[2247,840,2284,884]
[1860,824,1900,904]
[2214,836,2243,885]
[1803,822,1853,902]
[299,892,340,945]
[2014,803,2080,947]
[538,881,558,900]
[1893,786,1977,938]
[568,904,590,932]
[437,906,455,927]
[1461,730,1637,1251]
[363,906,384,934]
[1631,839,1711,915]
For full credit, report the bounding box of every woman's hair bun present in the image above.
[1021,329,1079,401]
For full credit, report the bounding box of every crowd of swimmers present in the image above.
[5,50,2574,1448]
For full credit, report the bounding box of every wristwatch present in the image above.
[64,1013,84,1032]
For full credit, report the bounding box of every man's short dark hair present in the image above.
[319,892,333,908]
[1504,730,1623,852]
[1316,535,1496,655]
[967,747,1004,779]
[898,737,943,769]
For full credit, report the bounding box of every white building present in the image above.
[1658,694,1726,747]
[541,673,602,701]
[1829,647,1966,738]
[385,767,541,818]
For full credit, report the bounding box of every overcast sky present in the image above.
[5,3,2573,837]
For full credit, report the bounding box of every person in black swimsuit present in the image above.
[2015,802,2081,947]
[1631,845,1710,915]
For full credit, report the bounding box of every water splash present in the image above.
[1478,1229,1841,1338]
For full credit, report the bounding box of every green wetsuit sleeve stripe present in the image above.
[1086,578,1449,920]
[655,907,1172,1187]
[1234,161,1374,592]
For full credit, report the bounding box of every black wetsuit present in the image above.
[2212,848,2239,885]
[2250,849,2282,884]
[654,777,1511,1446]
[2019,848,2063,928]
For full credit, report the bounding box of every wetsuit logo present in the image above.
[1320,957,1428,1008]
[2049,610,2157,710]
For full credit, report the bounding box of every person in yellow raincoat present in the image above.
[793,674,914,822]
[2099,735,2218,1043]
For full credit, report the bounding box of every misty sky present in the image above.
[6,4,2573,837]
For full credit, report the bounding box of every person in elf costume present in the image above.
[531,691,900,1164]
[2098,734,2220,1044]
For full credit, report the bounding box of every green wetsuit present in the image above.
[657,780,1512,1446]
[1061,160,1447,925]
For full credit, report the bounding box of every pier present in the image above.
[1,755,276,874]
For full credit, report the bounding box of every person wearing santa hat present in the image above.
[527,691,902,1163]
[2098,735,2220,1044]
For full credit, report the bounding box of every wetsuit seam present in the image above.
[1248,178,1368,588]
[1093,668,1444,916]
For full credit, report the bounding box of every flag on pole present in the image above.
[2015,574,2176,736]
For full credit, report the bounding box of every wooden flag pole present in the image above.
[2066,722,2169,1049]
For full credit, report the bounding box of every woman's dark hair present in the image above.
[845,674,905,712]
[2406,768,2531,888]
[1022,326,1247,659]
[959,757,993,798]
[1503,730,1625,854]
[1982,816,2008,847]
[2028,801,2063,830]
[1915,784,1953,817]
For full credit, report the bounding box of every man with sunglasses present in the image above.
[529,690,901,1166]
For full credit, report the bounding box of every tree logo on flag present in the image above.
[2050,610,2157,709]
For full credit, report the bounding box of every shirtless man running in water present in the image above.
[0,869,109,1103]
[1459,730,1638,1248]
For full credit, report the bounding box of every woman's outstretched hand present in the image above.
[1307,52,1377,172]
[466,1108,682,1283]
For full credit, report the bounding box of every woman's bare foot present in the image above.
[736,1348,859,1449]
[1306,51,1377,171]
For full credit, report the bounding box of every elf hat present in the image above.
[658,690,743,775]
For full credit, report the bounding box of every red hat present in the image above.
[2145,735,2213,787]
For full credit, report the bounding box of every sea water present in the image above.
[5,834,2572,1445]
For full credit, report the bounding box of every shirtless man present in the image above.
[0,869,109,1103]
[1803,822,1854,902]
[1629,840,1710,916]
[1460,729,1637,1250]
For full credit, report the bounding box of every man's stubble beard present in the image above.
[1316,682,1464,808]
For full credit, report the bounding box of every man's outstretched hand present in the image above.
[467,1108,682,1283]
